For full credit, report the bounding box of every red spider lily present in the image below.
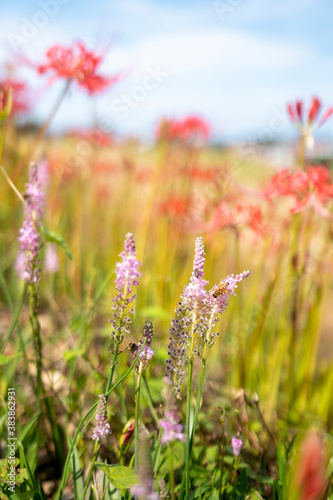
[287,96,333,129]
[264,167,333,216]
[156,115,210,144]
[160,196,191,218]
[184,165,218,182]
[210,202,266,236]
[294,432,327,500]
[33,41,121,94]
[0,78,30,116]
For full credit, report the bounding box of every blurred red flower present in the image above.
[156,115,210,144]
[287,96,333,129]
[210,202,266,236]
[160,196,191,218]
[264,167,333,216]
[72,128,113,146]
[295,432,327,500]
[33,41,121,94]
[0,78,30,116]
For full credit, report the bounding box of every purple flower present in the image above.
[181,237,209,310]
[110,233,142,348]
[18,162,44,284]
[160,411,185,445]
[166,237,209,397]
[231,437,243,457]
[92,395,111,441]
[166,237,250,398]
[132,321,155,370]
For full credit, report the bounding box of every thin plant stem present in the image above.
[189,308,215,455]
[299,132,306,170]
[142,374,159,425]
[185,308,197,498]
[219,414,226,497]
[134,363,143,473]
[105,282,128,398]
[83,440,100,499]
[29,283,42,413]
[169,441,175,500]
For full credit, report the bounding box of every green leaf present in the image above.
[277,442,287,500]
[41,226,72,259]
[207,489,219,500]
[95,463,139,489]
[70,443,84,499]
[63,349,85,362]
[18,413,40,447]
[230,468,247,500]
[0,354,18,366]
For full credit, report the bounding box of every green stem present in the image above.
[105,283,128,398]
[169,441,175,500]
[29,284,42,412]
[134,363,143,473]
[190,307,215,455]
[299,131,306,170]
[83,440,100,499]
[185,308,197,498]
[142,375,159,425]
[219,415,226,497]
[56,350,142,500]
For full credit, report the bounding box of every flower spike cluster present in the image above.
[166,237,210,398]
[110,233,142,348]
[92,394,111,441]
[18,162,44,284]
[166,237,249,398]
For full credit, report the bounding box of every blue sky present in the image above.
[1,0,333,142]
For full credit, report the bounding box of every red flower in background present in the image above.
[210,202,266,236]
[295,432,327,500]
[34,41,121,94]
[160,196,192,218]
[0,78,30,116]
[264,167,333,216]
[71,128,113,146]
[156,115,210,144]
[287,96,333,129]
